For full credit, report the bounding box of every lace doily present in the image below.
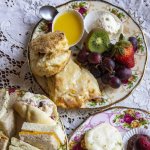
[0,0,150,135]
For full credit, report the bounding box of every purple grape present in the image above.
[109,76,121,88]
[102,57,115,71]
[77,50,89,63]
[88,52,101,64]
[101,73,111,84]
[116,67,132,81]
[89,66,101,78]
[128,37,138,52]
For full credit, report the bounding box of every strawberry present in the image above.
[113,34,135,68]
[136,135,150,150]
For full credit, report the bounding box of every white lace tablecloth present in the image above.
[0,0,150,135]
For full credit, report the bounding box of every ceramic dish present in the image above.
[123,128,150,150]
[0,88,69,150]
[28,0,147,109]
[68,106,150,149]
[52,9,84,47]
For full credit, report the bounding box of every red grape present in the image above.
[116,67,132,81]
[101,73,111,84]
[128,37,138,52]
[135,135,150,150]
[102,57,115,71]
[109,76,121,88]
[88,52,101,64]
[89,66,101,78]
[77,50,89,63]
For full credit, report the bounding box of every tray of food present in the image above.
[0,88,68,150]
[69,107,150,150]
[28,0,147,109]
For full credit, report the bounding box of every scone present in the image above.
[30,31,69,53]
[29,31,71,77]
[47,59,101,108]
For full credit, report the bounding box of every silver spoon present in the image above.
[39,5,58,22]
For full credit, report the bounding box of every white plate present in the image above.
[28,1,148,108]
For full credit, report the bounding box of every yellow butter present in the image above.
[53,11,83,46]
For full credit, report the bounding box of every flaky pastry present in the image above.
[47,59,101,108]
[30,31,71,77]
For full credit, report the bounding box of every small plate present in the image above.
[28,0,148,109]
[69,106,150,149]
[0,88,69,150]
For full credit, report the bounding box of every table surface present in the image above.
[0,0,150,135]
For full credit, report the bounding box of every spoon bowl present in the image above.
[39,5,58,21]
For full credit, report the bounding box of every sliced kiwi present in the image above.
[86,28,110,54]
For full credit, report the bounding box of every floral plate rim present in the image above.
[27,0,148,109]
[68,106,150,149]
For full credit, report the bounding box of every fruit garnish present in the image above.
[77,49,89,63]
[76,33,135,89]
[113,34,135,68]
[135,135,150,150]
[102,57,115,73]
[109,76,121,89]
[101,73,111,84]
[116,66,132,81]
[88,52,101,64]
[86,28,110,54]
[128,36,138,52]
[89,66,101,78]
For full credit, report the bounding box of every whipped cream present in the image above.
[98,12,121,35]
[85,123,123,150]
[84,11,122,37]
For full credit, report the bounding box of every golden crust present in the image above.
[30,50,71,77]
[47,59,101,108]
[30,31,71,77]
[30,31,69,53]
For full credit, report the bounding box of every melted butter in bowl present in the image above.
[52,10,84,47]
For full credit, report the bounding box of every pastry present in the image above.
[13,91,59,125]
[30,31,69,54]
[30,31,71,77]
[13,101,56,125]
[47,59,101,108]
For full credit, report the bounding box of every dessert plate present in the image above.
[28,0,147,108]
[69,106,150,149]
[1,88,69,150]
